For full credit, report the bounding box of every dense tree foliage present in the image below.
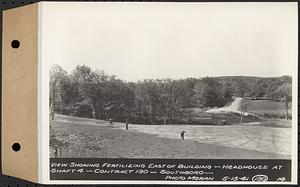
[50,64,292,124]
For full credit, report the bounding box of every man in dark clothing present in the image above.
[181,131,185,140]
[125,119,129,130]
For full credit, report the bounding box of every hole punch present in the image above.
[11,40,20,49]
[12,143,21,152]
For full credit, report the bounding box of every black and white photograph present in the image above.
[41,2,297,183]
[1,1,298,185]
[39,2,298,184]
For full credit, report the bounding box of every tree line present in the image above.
[50,64,292,124]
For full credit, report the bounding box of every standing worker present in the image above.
[125,119,129,130]
[109,118,113,128]
[181,131,185,140]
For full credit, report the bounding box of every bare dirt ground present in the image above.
[50,114,291,159]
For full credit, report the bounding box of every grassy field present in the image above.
[246,100,291,119]
[247,100,283,111]
[50,114,291,159]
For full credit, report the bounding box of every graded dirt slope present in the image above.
[206,98,262,118]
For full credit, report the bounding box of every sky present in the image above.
[41,2,298,82]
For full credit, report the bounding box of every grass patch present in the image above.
[247,100,291,119]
